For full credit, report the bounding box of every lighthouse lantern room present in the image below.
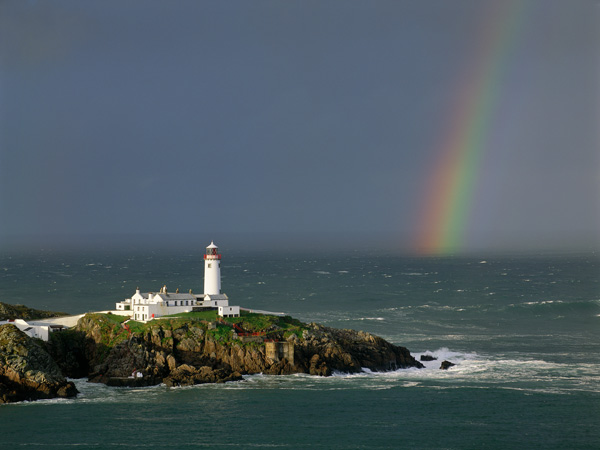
[204,241,221,295]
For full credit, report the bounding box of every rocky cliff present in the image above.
[0,309,424,403]
[0,324,78,403]
[47,313,423,388]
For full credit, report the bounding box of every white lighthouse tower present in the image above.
[204,241,221,295]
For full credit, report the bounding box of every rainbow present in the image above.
[414,0,528,256]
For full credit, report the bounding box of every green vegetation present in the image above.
[225,312,279,332]
[125,320,149,334]
[125,312,214,334]
[102,313,128,325]
[0,323,29,348]
[158,310,308,340]
[80,313,131,361]
[221,312,308,339]
[206,323,233,342]
[279,316,307,340]
[79,311,308,355]
[163,310,218,321]
[0,302,67,321]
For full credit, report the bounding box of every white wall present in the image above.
[204,258,221,295]
[218,306,240,317]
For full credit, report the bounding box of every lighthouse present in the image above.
[204,241,221,295]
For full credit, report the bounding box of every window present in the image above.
[208,263,212,268]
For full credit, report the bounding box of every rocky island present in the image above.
[0,243,425,403]
[53,310,423,385]
[1,307,423,403]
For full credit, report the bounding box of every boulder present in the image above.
[163,364,242,387]
[296,324,424,374]
[420,354,437,361]
[0,324,78,403]
[440,360,455,370]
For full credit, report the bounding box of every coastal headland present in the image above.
[1,307,423,403]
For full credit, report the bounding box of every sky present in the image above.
[0,0,598,254]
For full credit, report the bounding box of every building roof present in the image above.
[206,241,218,249]
[204,294,228,300]
[153,293,196,301]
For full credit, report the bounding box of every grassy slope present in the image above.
[0,302,68,321]
[70,311,308,362]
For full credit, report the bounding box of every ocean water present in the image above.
[0,248,599,449]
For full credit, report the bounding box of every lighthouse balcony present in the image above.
[204,254,221,260]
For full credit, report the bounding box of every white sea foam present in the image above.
[522,300,564,305]
[9,353,600,398]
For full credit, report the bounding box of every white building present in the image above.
[204,241,221,295]
[120,285,199,321]
[115,242,240,322]
[218,305,240,318]
[0,319,64,341]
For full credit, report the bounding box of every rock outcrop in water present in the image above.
[0,324,78,403]
[47,313,423,387]
[440,360,455,370]
[296,323,421,376]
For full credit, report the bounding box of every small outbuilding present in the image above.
[218,305,240,318]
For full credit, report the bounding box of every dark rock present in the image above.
[0,324,78,403]
[46,329,90,378]
[56,383,78,398]
[295,324,424,375]
[69,313,424,388]
[163,364,242,387]
[440,360,455,370]
[308,354,331,376]
[420,354,437,361]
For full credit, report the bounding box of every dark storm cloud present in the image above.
[0,0,598,253]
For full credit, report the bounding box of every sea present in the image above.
[0,247,599,449]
